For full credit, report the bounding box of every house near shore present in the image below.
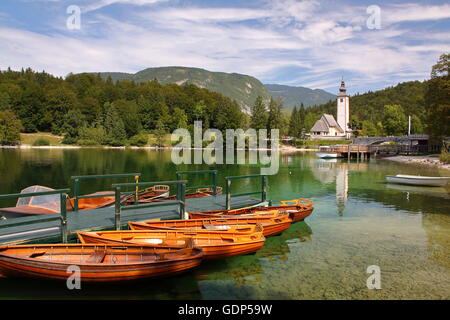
[309,80,352,140]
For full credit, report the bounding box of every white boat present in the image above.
[316,152,343,159]
[386,174,450,187]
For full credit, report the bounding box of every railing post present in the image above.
[261,175,267,203]
[177,181,186,218]
[225,179,231,210]
[73,178,79,212]
[134,175,139,205]
[114,186,121,230]
[60,193,68,243]
[176,172,181,200]
[212,171,217,196]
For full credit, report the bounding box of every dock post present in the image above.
[73,178,80,212]
[60,193,68,243]
[225,179,231,210]
[261,175,267,203]
[177,182,186,219]
[114,186,121,230]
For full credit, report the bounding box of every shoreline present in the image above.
[1,145,319,152]
[380,155,450,172]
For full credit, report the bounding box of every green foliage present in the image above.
[129,133,149,146]
[439,146,450,164]
[425,53,450,137]
[0,110,23,145]
[382,104,407,136]
[250,96,268,130]
[98,66,271,112]
[104,104,127,146]
[62,109,85,144]
[0,68,247,146]
[32,137,50,146]
[153,119,167,147]
[78,125,107,145]
[267,97,283,135]
[306,79,429,136]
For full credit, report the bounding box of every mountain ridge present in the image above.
[95,66,336,112]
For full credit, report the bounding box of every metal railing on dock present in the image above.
[71,173,141,211]
[224,174,268,210]
[0,188,70,243]
[111,180,187,230]
[176,170,218,195]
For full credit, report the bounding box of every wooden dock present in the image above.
[0,194,264,245]
[0,171,269,245]
[322,142,438,160]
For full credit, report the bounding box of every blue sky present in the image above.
[0,0,449,94]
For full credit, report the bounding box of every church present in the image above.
[310,80,352,140]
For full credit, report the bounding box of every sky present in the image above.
[0,0,449,94]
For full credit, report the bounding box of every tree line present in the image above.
[0,54,448,146]
[0,69,246,145]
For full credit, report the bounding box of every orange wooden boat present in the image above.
[0,241,202,282]
[129,212,292,237]
[78,225,265,259]
[189,198,314,222]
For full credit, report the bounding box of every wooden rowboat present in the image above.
[0,241,203,282]
[78,225,266,259]
[189,198,314,223]
[130,212,292,237]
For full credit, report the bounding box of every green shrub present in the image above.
[129,133,148,146]
[32,138,50,146]
[78,125,107,145]
[77,139,99,146]
[439,148,450,164]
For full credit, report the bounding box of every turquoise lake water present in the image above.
[0,148,449,299]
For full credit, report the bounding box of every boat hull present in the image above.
[0,244,203,282]
[386,175,450,187]
[188,199,314,223]
[78,228,266,260]
[129,215,292,237]
[316,152,342,159]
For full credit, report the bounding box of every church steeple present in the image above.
[338,78,347,96]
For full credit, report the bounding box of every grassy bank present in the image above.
[20,133,63,146]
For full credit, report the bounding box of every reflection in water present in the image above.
[0,149,449,299]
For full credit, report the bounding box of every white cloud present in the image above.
[384,3,450,24]
[83,0,168,12]
[1,0,448,93]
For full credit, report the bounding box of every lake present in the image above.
[0,148,449,299]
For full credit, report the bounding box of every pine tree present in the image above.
[267,97,283,134]
[288,107,298,137]
[104,104,127,146]
[250,96,268,130]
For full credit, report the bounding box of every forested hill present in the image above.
[265,84,335,109]
[97,67,271,112]
[303,80,428,135]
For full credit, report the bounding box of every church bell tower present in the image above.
[337,80,350,138]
